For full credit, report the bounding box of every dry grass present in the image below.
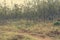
[0,19,60,40]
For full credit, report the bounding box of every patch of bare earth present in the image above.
[18,29,54,40]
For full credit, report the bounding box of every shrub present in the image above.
[54,21,60,26]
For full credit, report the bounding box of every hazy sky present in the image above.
[0,0,47,7]
[0,0,25,7]
[0,0,25,4]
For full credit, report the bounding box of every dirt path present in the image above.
[10,32,52,40]
[18,32,53,40]
[18,30,53,40]
[5,31,53,40]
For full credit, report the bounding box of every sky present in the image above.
[0,0,25,7]
[0,0,25,4]
[0,0,47,8]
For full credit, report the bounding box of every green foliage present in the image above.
[54,21,60,26]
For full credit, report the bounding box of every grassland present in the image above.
[0,19,60,40]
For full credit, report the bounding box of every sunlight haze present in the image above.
[0,0,25,7]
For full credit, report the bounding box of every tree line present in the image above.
[0,0,60,22]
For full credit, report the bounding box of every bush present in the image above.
[54,21,60,26]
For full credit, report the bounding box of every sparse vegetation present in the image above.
[0,0,60,40]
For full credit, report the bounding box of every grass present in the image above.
[0,19,60,40]
[0,31,36,40]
